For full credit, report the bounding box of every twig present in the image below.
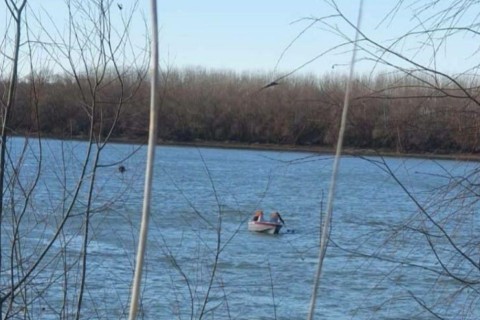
[128,0,159,318]
[307,1,364,319]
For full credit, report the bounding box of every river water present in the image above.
[1,138,479,319]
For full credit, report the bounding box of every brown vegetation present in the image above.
[4,67,480,154]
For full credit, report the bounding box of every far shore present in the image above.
[20,134,480,162]
[124,138,480,162]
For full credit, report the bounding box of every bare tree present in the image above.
[0,0,29,317]
[0,0,148,318]
[287,1,480,318]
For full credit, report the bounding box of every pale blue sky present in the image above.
[2,0,477,78]
[157,0,379,75]
[156,0,479,77]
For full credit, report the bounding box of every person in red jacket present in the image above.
[252,210,264,222]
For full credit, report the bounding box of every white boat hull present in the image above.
[248,221,283,234]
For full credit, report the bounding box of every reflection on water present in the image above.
[1,137,479,319]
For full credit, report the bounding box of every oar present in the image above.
[277,212,285,225]
[277,212,296,233]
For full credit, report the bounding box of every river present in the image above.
[1,137,479,319]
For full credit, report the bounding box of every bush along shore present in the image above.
[6,67,480,157]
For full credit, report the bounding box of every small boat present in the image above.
[248,220,283,234]
[248,210,284,234]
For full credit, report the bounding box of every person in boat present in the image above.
[252,210,264,222]
[270,211,285,225]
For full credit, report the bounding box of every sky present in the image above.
[156,0,383,75]
[2,0,479,78]
[155,0,480,77]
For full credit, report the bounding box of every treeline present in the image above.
[4,67,480,153]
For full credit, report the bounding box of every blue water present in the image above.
[1,137,479,319]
